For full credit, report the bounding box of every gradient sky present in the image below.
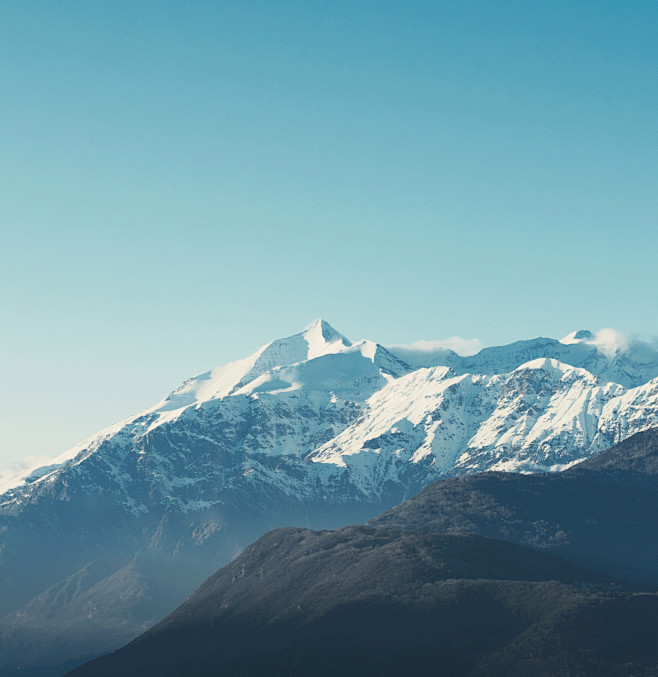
[1,1,657,469]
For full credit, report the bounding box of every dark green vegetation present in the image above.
[70,429,658,676]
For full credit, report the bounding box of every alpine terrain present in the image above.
[1,320,658,675]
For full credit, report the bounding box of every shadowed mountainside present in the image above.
[71,527,658,677]
[370,428,658,585]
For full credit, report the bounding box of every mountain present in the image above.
[69,430,658,677]
[2,321,658,674]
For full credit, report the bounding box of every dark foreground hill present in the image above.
[70,526,658,677]
[370,428,658,585]
[70,430,658,677]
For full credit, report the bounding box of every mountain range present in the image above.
[1,320,658,674]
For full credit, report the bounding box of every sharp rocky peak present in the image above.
[302,319,352,357]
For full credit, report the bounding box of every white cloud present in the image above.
[562,327,656,358]
[590,328,631,357]
[0,454,53,479]
[390,337,485,357]
[0,454,59,495]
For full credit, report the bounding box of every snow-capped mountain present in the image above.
[3,321,655,508]
[1,320,658,675]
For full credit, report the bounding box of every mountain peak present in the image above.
[304,318,350,342]
[149,321,351,416]
[302,319,352,358]
[560,329,594,344]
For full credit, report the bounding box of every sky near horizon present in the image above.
[1,1,657,469]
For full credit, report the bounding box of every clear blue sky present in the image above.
[1,1,657,468]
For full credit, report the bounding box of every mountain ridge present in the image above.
[3,320,658,500]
